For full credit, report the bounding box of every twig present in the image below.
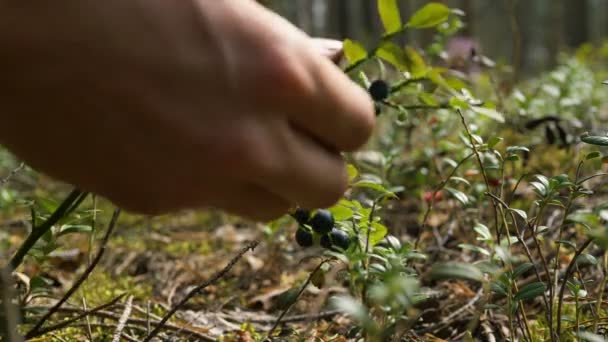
[81,297,93,342]
[27,305,214,340]
[266,259,331,339]
[414,152,475,249]
[143,241,259,342]
[30,294,126,338]
[112,295,133,342]
[456,108,500,243]
[557,238,594,335]
[25,208,121,338]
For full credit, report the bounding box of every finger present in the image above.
[287,46,376,152]
[212,1,375,152]
[311,38,343,64]
[253,123,349,209]
[211,183,292,222]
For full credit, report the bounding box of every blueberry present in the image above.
[320,228,351,251]
[368,80,390,102]
[295,227,313,247]
[291,207,310,225]
[309,209,334,235]
[329,229,351,251]
[320,234,332,249]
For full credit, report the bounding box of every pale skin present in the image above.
[0,0,375,221]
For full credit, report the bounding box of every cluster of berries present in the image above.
[291,208,350,251]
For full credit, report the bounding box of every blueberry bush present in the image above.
[2,1,608,341]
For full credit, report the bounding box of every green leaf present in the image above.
[369,222,388,247]
[586,151,601,160]
[458,243,490,256]
[581,135,608,147]
[513,282,546,302]
[378,0,403,34]
[430,262,484,282]
[474,222,492,241]
[512,263,534,279]
[556,240,576,249]
[576,253,598,266]
[471,106,505,123]
[407,3,451,29]
[347,164,359,183]
[419,93,439,106]
[491,282,508,297]
[376,41,408,70]
[509,208,528,221]
[58,224,93,237]
[329,204,354,221]
[445,187,469,205]
[488,137,503,149]
[449,177,471,186]
[353,181,397,198]
[343,39,368,64]
[404,47,428,78]
[578,331,608,342]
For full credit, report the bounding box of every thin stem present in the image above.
[29,294,126,338]
[415,153,475,249]
[266,259,331,338]
[593,253,608,333]
[556,238,594,335]
[143,241,259,342]
[456,109,501,243]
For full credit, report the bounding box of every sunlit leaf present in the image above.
[343,39,368,64]
[378,0,402,34]
[376,41,408,70]
[404,46,428,77]
[407,3,450,29]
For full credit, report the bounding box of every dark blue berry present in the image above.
[292,207,310,225]
[295,227,313,247]
[329,229,351,251]
[320,228,351,251]
[309,209,334,235]
[320,234,332,249]
[369,80,390,102]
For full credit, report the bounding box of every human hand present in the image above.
[0,0,375,221]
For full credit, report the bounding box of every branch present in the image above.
[29,293,126,338]
[142,240,259,342]
[266,258,332,338]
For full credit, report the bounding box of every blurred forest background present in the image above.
[265,0,608,76]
